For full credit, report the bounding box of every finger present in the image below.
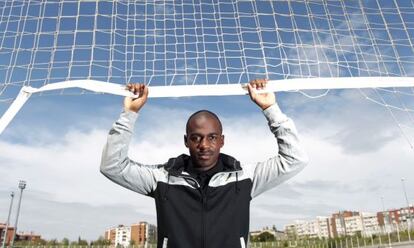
[126,83,133,92]
[259,81,265,89]
[133,84,140,96]
[250,78,267,89]
[247,83,256,98]
[139,84,145,97]
[143,85,149,98]
[249,79,258,89]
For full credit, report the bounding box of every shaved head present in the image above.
[184,110,224,170]
[186,110,223,135]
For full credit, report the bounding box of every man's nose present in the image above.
[198,137,209,149]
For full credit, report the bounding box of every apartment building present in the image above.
[330,211,359,237]
[16,232,41,242]
[361,212,381,236]
[0,225,41,246]
[284,217,330,239]
[286,211,383,239]
[316,217,330,238]
[131,222,157,244]
[284,205,413,240]
[105,222,157,247]
[0,224,14,246]
[115,225,131,247]
[104,228,116,245]
[378,206,414,233]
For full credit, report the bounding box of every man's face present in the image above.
[185,114,224,170]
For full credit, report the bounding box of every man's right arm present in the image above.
[100,83,162,196]
[100,110,162,196]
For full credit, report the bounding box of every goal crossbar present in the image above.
[1,76,414,135]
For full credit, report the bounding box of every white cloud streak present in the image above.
[1,98,413,240]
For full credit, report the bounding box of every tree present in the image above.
[251,231,276,242]
[77,236,88,246]
[48,239,58,245]
[93,236,111,246]
[62,237,70,246]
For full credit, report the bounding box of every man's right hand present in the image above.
[124,83,149,113]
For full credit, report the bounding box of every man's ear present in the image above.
[220,135,225,148]
[184,135,189,148]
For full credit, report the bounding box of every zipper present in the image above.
[201,190,207,248]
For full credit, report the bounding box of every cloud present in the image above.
[282,89,410,154]
[1,96,413,240]
[0,189,156,241]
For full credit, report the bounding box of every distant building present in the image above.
[104,225,131,247]
[342,215,363,236]
[360,212,381,237]
[284,205,414,240]
[0,223,14,246]
[131,222,157,244]
[315,217,330,238]
[285,217,330,239]
[285,224,297,240]
[330,211,359,237]
[104,228,116,245]
[1,224,41,246]
[294,220,316,238]
[286,211,384,239]
[378,206,414,233]
[105,222,157,247]
[16,232,42,242]
[115,225,131,247]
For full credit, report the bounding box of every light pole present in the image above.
[401,178,412,241]
[381,196,392,247]
[1,192,14,248]
[10,180,26,248]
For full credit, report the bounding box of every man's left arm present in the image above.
[249,103,308,198]
[245,79,309,198]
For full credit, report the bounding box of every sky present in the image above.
[0,89,413,241]
[0,0,414,242]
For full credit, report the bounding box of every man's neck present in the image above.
[193,161,217,172]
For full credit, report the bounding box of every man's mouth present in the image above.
[197,152,213,160]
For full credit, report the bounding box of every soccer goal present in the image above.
[1,1,414,143]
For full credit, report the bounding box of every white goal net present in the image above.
[0,0,414,145]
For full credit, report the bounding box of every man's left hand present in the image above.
[247,78,276,110]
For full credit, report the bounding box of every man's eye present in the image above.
[208,135,218,142]
[190,136,201,142]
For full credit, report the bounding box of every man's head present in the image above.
[184,110,224,171]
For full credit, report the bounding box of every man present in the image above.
[100,79,308,248]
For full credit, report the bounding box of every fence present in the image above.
[10,230,414,248]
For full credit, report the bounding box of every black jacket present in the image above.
[152,153,250,248]
[100,105,308,248]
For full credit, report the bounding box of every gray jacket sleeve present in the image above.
[100,111,164,196]
[244,104,309,198]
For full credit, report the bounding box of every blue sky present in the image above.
[1,0,414,241]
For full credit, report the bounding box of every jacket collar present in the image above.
[165,153,241,175]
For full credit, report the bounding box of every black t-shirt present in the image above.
[186,159,223,191]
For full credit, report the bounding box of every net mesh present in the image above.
[1,1,414,90]
[0,0,414,145]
